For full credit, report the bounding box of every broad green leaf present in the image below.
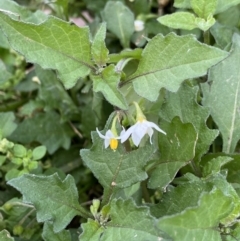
[80,116,154,202]
[127,33,228,101]
[36,65,78,118]
[158,188,233,241]
[9,111,73,154]
[148,117,198,190]
[158,12,197,30]
[91,23,109,66]
[191,0,217,19]
[0,11,94,89]
[0,112,17,138]
[207,173,240,226]
[202,156,233,177]
[194,15,215,32]
[8,173,82,232]
[202,34,240,153]
[174,0,240,14]
[0,230,14,241]
[82,199,169,241]
[150,180,209,218]
[102,1,134,48]
[42,221,71,241]
[91,65,128,110]
[160,84,219,161]
[80,219,105,241]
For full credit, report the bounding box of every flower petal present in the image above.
[104,138,110,148]
[131,130,142,146]
[96,128,107,139]
[146,127,154,144]
[120,124,136,143]
[105,130,115,138]
[146,121,166,135]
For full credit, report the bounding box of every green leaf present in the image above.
[91,23,109,66]
[202,34,240,153]
[174,0,240,14]
[9,111,72,154]
[158,12,198,30]
[150,180,208,218]
[0,60,13,88]
[207,174,240,226]
[80,199,169,241]
[36,65,78,118]
[12,144,27,158]
[32,146,47,161]
[0,11,94,89]
[0,112,17,138]
[0,0,48,23]
[195,15,215,32]
[8,173,82,232]
[80,219,105,241]
[127,33,228,101]
[148,117,198,190]
[160,84,219,161]
[80,118,154,203]
[91,65,128,110]
[191,0,217,19]
[0,230,14,241]
[158,188,233,241]
[42,221,71,241]
[202,156,233,177]
[102,1,134,48]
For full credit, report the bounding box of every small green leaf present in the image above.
[202,33,240,153]
[148,117,197,190]
[158,188,233,241]
[12,144,27,158]
[174,0,240,14]
[0,112,17,139]
[102,1,134,48]
[32,146,47,160]
[195,15,215,32]
[127,33,228,101]
[158,12,198,30]
[202,156,233,177]
[80,219,104,241]
[91,23,109,66]
[42,221,71,241]
[92,65,128,110]
[0,230,14,241]
[9,111,72,154]
[160,84,219,161]
[191,0,217,19]
[8,173,82,232]
[0,11,94,89]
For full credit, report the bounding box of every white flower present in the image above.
[134,20,144,32]
[96,128,125,151]
[120,120,166,147]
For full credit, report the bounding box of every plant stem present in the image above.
[204,30,210,45]
[141,180,151,203]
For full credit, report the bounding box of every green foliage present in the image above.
[1,0,240,240]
